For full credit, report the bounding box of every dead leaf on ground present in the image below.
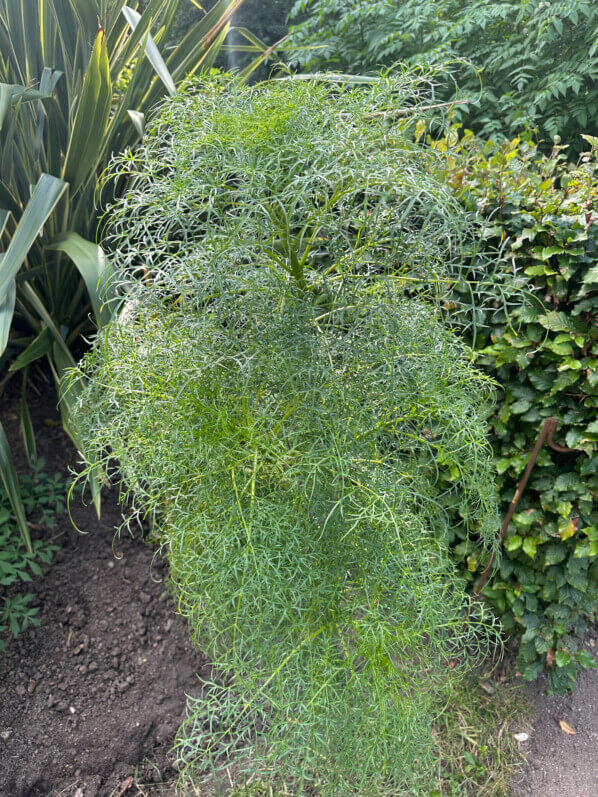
[558,720,577,735]
[115,776,135,797]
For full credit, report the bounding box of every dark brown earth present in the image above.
[0,386,208,797]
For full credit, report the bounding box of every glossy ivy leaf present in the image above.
[522,537,538,558]
[575,650,597,669]
[431,129,598,693]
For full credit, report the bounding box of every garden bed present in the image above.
[0,388,207,796]
[1,386,598,796]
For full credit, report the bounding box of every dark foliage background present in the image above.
[288,0,598,148]
[432,129,598,692]
[173,0,296,60]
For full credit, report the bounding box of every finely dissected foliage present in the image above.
[288,0,598,144]
[74,75,500,792]
[0,0,261,522]
[102,68,509,336]
[435,130,598,693]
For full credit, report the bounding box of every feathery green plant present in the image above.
[73,73,501,793]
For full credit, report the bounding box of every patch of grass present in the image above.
[429,669,531,796]
[226,668,530,796]
[229,780,293,796]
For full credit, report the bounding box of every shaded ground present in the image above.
[0,388,208,796]
[514,638,598,797]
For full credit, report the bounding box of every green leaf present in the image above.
[0,174,67,303]
[505,534,522,552]
[28,559,42,576]
[521,660,544,680]
[167,0,244,83]
[0,79,56,132]
[555,650,571,667]
[122,6,176,97]
[0,420,31,553]
[547,340,574,356]
[8,327,53,371]
[19,282,72,364]
[127,109,145,137]
[49,345,102,520]
[522,537,537,558]
[0,274,16,355]
[544,544,567,566]
[62,29,112,195]
[525,264,557,276]
[576,650,597,669]
[19,370,36,464]
[0,82,11,130]
[496,457,512,474]
[464,751,476,767]
[539,311,577,333]
[582,265,598,284]
[556,500,573,519]
[540,246,565,259]
[48,233,113,327]
[510,399,531,414]
[559,519,577,541]
[554,473,580,491]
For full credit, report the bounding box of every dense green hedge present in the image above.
[289,0,598,146]
[436,130,598,692]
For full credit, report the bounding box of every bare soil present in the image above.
[0,388,208,796]
[514,652,598,797]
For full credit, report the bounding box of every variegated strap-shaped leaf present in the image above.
[0,274,15,355]
[0,173,67,303]
[122,6,176,97]
[0,419,31,552]
[48,232,114,328]
[62,28,112,195]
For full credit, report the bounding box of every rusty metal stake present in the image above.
[474,417,578,597]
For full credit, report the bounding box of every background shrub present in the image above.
[174,0,295,51]
[435,130,598,693]
[288,0,598,145]
[74,74,501,792]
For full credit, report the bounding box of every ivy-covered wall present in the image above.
[436,131,598,692]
